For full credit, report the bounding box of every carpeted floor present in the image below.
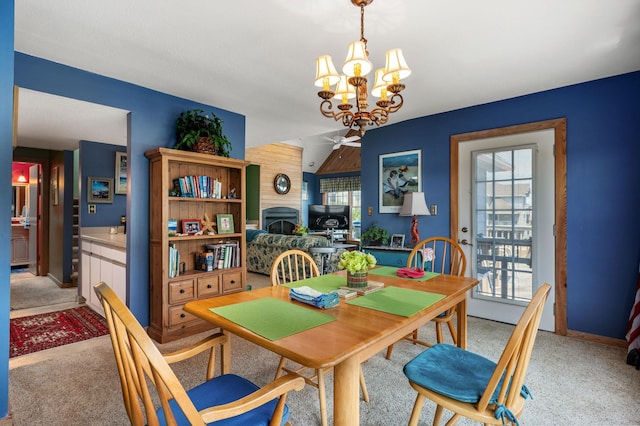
[7,272,640,424]
[10,272,77,311]
[8,315,640,425]
[9,306,109,358]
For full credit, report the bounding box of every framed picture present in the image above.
[87,177,113,203]
[182,219,201,235]
[115,151,127,194]
[51,166,59,206]
[217,214,235,234]
[379,149,422,213]
[391,234,405,248]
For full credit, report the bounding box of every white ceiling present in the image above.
[13,0,640,172]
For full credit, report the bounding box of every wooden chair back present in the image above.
[94,282,301,426]
[476,283,551,416]
[407,236,466,276]
[95,282,208,425]
[270,249,320,286]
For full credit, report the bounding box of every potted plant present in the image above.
[175,109,232,157]
[292,224,309,237]
[338,250,377,288]
[360,223,390,246]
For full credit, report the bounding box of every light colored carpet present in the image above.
[10,272,77,311]
[8,273,640,425]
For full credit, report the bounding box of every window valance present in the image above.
[319,176,361,193]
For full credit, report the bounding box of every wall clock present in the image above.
[274,173,291,195]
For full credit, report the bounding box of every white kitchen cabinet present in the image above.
[80,238,127,315]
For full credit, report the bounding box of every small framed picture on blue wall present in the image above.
[88,177,113,203]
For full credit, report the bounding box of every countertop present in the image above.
[80,226,126,250]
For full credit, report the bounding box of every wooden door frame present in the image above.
[450,118,567,335]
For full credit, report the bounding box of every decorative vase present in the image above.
[347,270,368,288]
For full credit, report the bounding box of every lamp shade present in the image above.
[399,192,430,216]
[383,48,412,82]
[314,55,340,88]
[343,41,373,77]
[333,75,356,101]
[371,68,388,99]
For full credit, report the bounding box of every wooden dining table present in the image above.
[184,269,478,425]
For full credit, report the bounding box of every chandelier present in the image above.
[314,0,411,137]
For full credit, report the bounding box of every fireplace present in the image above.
[262,207,299,235]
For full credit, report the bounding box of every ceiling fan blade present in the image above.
[343,135,360,143]
[332,143,342,150]
[322,136,336,143]
[343,141,360,147]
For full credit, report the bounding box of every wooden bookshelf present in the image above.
[145,147,248,343]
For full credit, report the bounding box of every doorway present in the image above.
[450,118,567,335]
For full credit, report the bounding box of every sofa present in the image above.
[246,230,344,275]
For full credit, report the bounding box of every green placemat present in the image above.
[209,298,335,341]
[347,286,445,317]
[369,266,440,281]
[282,274,346,293]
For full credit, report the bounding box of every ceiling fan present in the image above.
[321,134,361,150]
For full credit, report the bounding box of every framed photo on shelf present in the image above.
[115,151,127,194]
[391,234,405,248]
[217,214,235,234]
[87,177,113,203]
[379,149,422,213]
[182,219,201,235]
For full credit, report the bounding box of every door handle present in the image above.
[459,239,473,246]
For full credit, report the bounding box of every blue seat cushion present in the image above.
[157,374,290,426]
[404,344,525,404]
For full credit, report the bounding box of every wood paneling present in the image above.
[245,143,302,228]
[316,145,360,175]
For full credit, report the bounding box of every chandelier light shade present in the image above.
[314,55,340,89]
[315,0,411,137]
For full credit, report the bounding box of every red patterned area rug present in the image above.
[10,306,109,358]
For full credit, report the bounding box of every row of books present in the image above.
[172,175,223,198]
[168,243,180,278]
[196,241,240,271]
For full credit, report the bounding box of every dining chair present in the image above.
[270,250,369,426]
[403,283,550,426]
[94,282,304,426]
[386,236,467,359]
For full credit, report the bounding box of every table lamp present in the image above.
[399,192,430,246]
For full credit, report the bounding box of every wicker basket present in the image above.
[191,137,219,155]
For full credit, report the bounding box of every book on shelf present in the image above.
[172,175,225,199]
[339,280,384,295]
[202,240,239,270]
[168,243,180,278]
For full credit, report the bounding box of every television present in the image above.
[308,205,350,231]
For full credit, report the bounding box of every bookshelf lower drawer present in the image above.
[168,305,199,327]
[222,272,243,292]
[198,276,221,298]
[169,279,195,304]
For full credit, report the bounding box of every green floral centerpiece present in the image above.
[339,251,377,288]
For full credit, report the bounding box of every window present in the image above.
[319,176,361,240]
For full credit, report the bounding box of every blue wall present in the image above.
[0,0,14,418]
[359,71,640,340]
[79,141,127,227]
[13,53,246,326]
